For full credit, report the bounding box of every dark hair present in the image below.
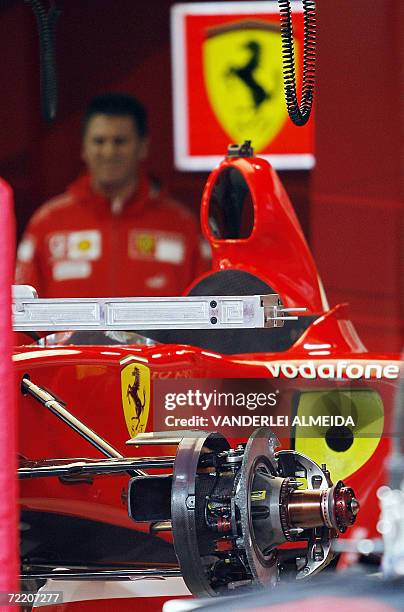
[82,92,148,138]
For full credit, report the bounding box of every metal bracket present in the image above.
[227,140,254,157]
[12,285,305,332]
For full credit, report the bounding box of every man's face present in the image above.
[81,114,147,192]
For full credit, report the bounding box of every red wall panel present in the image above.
[0,1,309,243]
[3,0,401,352]
[312,0,404,351]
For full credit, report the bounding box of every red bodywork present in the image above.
[195,155,326,312]
[16,155,402,610]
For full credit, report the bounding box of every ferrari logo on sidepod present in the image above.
[203,19,290,152]
[121,362,150,437]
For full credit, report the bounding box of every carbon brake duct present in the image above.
[127,427,359,596]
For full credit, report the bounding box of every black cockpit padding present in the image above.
[208,167,254,239]
[141,270,316,354]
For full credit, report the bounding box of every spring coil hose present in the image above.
[25,0,61,122]
[278,0,316,126]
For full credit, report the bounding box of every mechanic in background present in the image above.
[16,93,209,297]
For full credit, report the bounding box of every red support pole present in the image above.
[0,178,18,611]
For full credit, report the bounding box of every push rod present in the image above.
[21,376,146,477]
[19,456,175,479]
[21,566,182,581]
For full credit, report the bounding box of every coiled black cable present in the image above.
[25,0,61,122]
[278,0,316,126]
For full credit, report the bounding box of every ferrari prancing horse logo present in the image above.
[121,362,150,437]
[203,19,293,152]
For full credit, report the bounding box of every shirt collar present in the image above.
[68,171,152,216]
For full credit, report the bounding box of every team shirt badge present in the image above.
[128,229,185,264]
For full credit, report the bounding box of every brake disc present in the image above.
[130,427,359,597]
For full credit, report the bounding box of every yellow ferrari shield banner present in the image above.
[294,389,384,482]
[203,20,292,152]
[121,362,150,437]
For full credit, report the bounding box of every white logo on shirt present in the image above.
[48,233,67,259]
[68,230,101,260]
[48,230,102,261]
[145,274,168,289]
[17,236,35,262]
[52,260,92,281]
[155,237,185,264]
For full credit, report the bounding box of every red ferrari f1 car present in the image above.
[14,143,402,610]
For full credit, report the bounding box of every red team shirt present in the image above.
[16,174,209,298]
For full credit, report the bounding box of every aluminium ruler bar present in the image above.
[12,285,304,331]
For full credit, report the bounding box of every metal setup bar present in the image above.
[21,377,146,477]
[13,285,304,331]
[18,456,175,479]
[21,566,182,581]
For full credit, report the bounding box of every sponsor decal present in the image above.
[265,360,400,380]
[121,362,150,437]
[67,230,101,260]
[52,260,91,281]
[251,490,267,502]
